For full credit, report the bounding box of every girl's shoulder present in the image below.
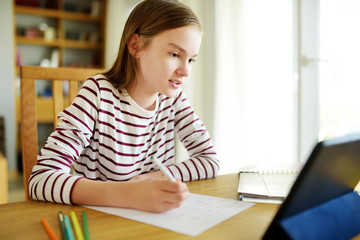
[85,74,115,87]
[81,74,119,94]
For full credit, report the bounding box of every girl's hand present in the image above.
[128,170,164,182]
[128,178,189,213]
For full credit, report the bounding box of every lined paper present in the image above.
[85,193,254,236]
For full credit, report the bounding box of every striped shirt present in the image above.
[29,75,219,204]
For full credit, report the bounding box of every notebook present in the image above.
[263,134,360,239]
[238,164,301,203]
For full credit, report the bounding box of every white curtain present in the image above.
[211,0,297,174]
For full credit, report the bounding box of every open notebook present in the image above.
[237,164,302,203]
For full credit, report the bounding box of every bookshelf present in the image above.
[14,0,106,71]
[13,0,107,163]
[14,0,106,123]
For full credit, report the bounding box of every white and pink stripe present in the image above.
[29,74,219,204]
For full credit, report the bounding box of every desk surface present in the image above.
[0,174,279,239]
[2,173,356,240]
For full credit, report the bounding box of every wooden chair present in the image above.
[0,152,8,204]
[20,66,102,200]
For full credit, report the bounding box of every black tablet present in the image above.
[263,134,360,239]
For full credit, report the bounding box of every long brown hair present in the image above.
[103,0,201,90]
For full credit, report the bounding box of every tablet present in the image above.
[263,134,360,239]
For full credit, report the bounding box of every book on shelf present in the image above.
[237,163,303,203]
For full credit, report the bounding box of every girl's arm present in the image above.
[28,78,100,204]
[71,176,189,213]
[168,91,220,181]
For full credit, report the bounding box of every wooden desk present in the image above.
[0,174,279,239]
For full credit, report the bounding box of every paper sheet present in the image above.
[85,193,254,236]
[238,173,298,198]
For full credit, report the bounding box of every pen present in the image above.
[152,155,176,182]
[70,211,85,240]
[58,211,68,240]
[82,211,90,240]
[41,217,60,240]
[64,215,75,240]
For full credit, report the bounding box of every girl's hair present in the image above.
[103,0,201,90]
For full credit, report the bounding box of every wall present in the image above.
[0,0,16,172]
[105,0,141,68]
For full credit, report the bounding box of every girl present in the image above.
[29,0,219,213]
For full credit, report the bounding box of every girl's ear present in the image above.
[128,33,141,57]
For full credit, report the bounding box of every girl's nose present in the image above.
[176,61,191,77]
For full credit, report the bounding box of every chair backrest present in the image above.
[0,152,8,204]
[20,66,102,200]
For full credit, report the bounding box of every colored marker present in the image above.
[82,211,90,240]
[70,211,85,240]
[152,155,176,182]
[41,217,60,240]
[64,215,75,240]
[58,211,68,240]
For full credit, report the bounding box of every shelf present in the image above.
[61,11,103,22]
[15,5,60,18]
[15,5,103,22]
[16,36,102,49]
[16,36,61,47]
[16,97,70,124]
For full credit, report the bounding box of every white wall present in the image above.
[105,0,141,68]
[0,0,16,171]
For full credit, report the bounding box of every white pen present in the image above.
[152,155,176,182]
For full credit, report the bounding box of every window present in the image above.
[213,0,297,173]
[181,0,359,174]
[318,0,360,140]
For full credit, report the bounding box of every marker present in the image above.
[58,211,68,240]
[152,155,176,182]
[64,216,75,240]
[41,217,60,240]
[70,211,85,240]
[82,211,90,240]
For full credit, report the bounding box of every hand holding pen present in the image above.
[152,155,177,182]
[110,155,189,213]
[123,155,189,213]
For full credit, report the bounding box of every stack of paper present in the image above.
[237,164,301,203]
[238,172,298,203]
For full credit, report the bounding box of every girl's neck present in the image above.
[126,87,158,111]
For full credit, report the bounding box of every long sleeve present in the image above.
[28,77,100,204]
[168,91,219,181]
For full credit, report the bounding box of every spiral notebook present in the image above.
[237,164,302,203]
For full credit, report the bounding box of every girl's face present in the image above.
[135,25,202,100]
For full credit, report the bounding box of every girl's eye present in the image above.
[189,58,196,64]
[170,52,179,58]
